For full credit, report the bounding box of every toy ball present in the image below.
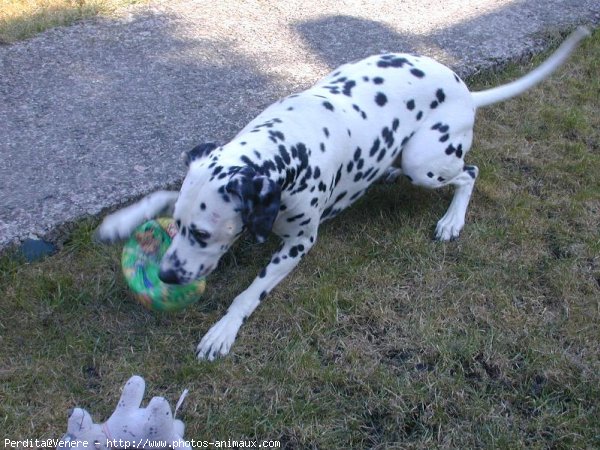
[121,218,206,312]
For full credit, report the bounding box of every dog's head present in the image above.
[159,148,281,285]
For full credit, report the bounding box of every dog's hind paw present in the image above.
[196,314,243,361]
[379,167,402,184]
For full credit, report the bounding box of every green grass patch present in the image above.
[1,29,599,448]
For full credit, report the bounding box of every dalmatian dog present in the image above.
[97,27,589,360]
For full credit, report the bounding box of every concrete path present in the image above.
[0,0,598,251]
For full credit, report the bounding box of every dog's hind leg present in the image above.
[96,190,179,242]
[400,119,478,241]
[433,166,479,240]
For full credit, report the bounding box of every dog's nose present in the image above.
[158,268,180,285]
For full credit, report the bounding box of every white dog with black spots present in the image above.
[98,27,589,360]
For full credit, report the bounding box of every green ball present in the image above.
[121,218,206,312]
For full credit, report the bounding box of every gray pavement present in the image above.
[0,0,598,251]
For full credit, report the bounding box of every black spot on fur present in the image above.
[382,127,394,147]
[240,155,258,172]
[289,246,301,258]
[416,111,423,120]
[406,99,415,110]
[439,134,449,143]
[287,213,305,222]
[369,138,381,157]
[274,155,285,172]
[200,203,206,210]
[378,56,412,68]
[373,77,384,84]
[427,172,434,178]
[455,144,463,158]
[184,142,218,166]
[342,80,356,96]
[436,88,446,103]
[260,291,267,300]
[430,100,439,109]
[353,147,362,161]
[349,191,363,201]
[391,57,412,67]
[278,145,291,164]
[437,176,445,182]
[323,127,330,138]
[320,142,326,152]
[334,192,347,203]
[410,68,425,78]
[322,205,334,218]
[323,101,334,111]
[392,118,400,131]
[334,165,343,187]
[269,130,285,142]
[375,92,388,106]
[367,169,380,182]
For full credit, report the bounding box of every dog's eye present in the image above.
[191,229,211,242]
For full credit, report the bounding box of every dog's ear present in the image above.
[181,142,219,167]
[226,169,281,244]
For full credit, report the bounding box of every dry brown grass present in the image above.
[0,0,145,43]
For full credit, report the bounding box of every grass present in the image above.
[0,0,146,44]
[1,28,599,448]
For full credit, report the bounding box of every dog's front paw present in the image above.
[95,210,138,243]
[196,314,243,361]
[434,214,464,241]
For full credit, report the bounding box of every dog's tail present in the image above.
[471,26,590,109]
